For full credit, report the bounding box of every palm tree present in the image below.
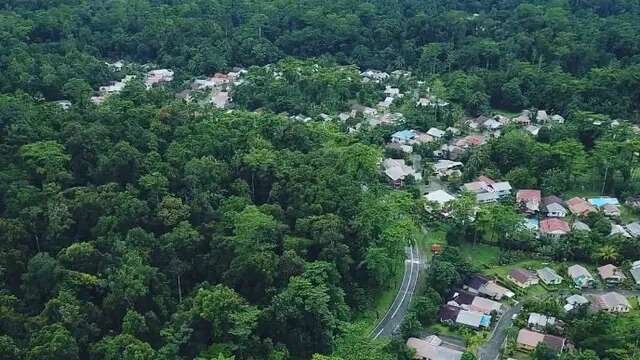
[596,245,619,264]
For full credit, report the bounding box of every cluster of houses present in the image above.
[507,262,637,290]
[516,315,567,354]
[89,65,175,105]
[177,69,246,108]
[437,274,514,331]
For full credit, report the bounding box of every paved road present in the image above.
[582,289,640,296]
[477,301,523,360]
[370,245,422,339]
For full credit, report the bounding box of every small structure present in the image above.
[567,265,596,288]
[625,222,640,238]
[564,294,589,312]
[427,127,446,139]
[591,292,631,313]
[425,190,456,208]
[631,260,640,286]
[527,313,556,331]
[470,296,502,314]
[539,218,570,238]
[565,197,595,216]
[537,267,563,285]
[406,336,463,360]
[145,69,174,89]
[391,130,417,144]
[544,202,568,218]
[517,190,542,213]
[508,268,539,288]
[572,220,591,232]
[603,204,621,217]
[455,310,491,329]
[517,329,566,353]
[597,264,626,286]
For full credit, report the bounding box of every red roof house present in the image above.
[540,218,571,237]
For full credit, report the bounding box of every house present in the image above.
[526,125,540,136]
[513,113,531,126]
[591,292,631,313]
[631,261,640,286]
[462,177,511,201]
[477,192,499,204]
[378,97,394,108]
[567,265,596,288]
[539,218,570,238]
[459,135,485,147]
[550,114,565,123]
[527,313,556,331]
[470,296,502,314]
[483,118,503,130]
[564,294,589,312]
[446,127,461,135]
[508,268,539,288]
[624,222,640,238]
[517,329,566,353]
[360,69,389,81]
[542,195,563,208]
[603,204,621,217]
[433,160,463,177]
[383,159,421,187]
[391,130,417,144]
[517,190,542,213]
[448,290,476,308]
[565,197,595,216]
[145,69,174,88]
[536,110,550,123]
[612,224,632,238]
[572,220,591,232]
[625,196,640,209]
[466,274,489,292]
[544,202,568,217]
[597,264,626,286]
[55,100,72,110]
[479,281,515,300]
[425,190,456,208]
[537,267,563,285]
[455,310,491,329]
[492,182,513,198]
[427,127,446,139]
[384,86,401,97]
[406,336,463,360]
[439,305,461,325]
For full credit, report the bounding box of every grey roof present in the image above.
[476,192,499,202]
[625,222,640,237]
[566,294,589,305]
[573,220,591,232]
[456,310,485,327]
[537,267,563,283]
[631,267,640,284]
[492,181,512,192]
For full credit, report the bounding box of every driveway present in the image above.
[370,245,423,339]
[477,301,523,360]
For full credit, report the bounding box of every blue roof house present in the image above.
[589,197,620,208]
[391,130,417,144]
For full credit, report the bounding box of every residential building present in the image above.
[565,197,596,216]
[438,305,461,325]
[564,294,589,312]
[391,130,417,144]
[567,265,596,288]
[542,195,563,208]
[508,268,539,288]
[424,190,456,208]
[537,267,563,285]
[427,127,445,139]
[455,310,491,329]
[572,220,591,232]
[527,313,556,331]
[589,197,620,208]
[470,296,502,314]
[517,329,566,353]
[406,336,463,360]
[477,192,499,204]
[479,281,515,300]
[517,189,542,213]
[145,69,174,89]
[433,160,463,177]
[383,159,421,187]
[603,204,621,217]
[597,264,626,286]
[526,125,540,136]
[591,292,631,313]
[539,218,570,238]
[513,112,531,126]
[544,202,568,217]
[631,260,640,286]
[536,110,550,123]
[624,222,640,238]
[612,224,632,238]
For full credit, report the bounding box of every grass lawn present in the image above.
[562,188,601,199]
[354,259,405,333]
[459,243,500,268]
[426,324,466,340]
[492,108,520,118]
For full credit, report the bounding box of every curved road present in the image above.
[371,245,423,339]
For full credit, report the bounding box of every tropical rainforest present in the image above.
[0,0,640,360]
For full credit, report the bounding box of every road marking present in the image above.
[371,247,412,339]
[391,245,414,319]
[374,328,384,338]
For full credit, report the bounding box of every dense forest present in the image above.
[1,0,639,118]
[1,0,640,359]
